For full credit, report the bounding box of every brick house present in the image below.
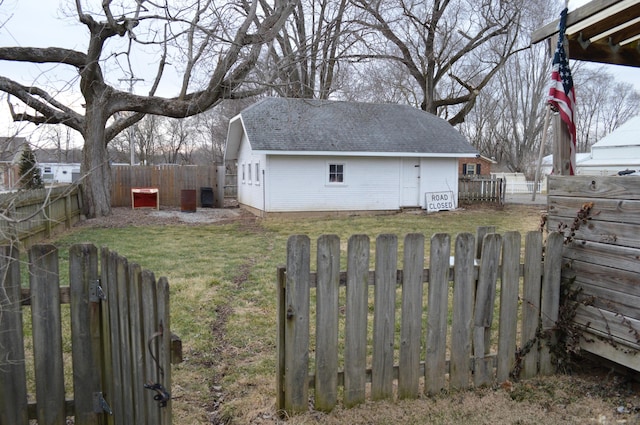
[459,155,496,176]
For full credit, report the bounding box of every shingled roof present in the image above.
[231,98,477,156]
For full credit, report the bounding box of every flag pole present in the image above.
[532,104,551,202]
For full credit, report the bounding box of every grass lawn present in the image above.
[50,204,637,424]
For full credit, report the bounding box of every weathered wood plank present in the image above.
[115,256,134,423]
[539,232,563,375]
[69,244,105,425]
[29,245,66,425]
[284,236,311,413]
[547,216,640,249]
[128,263,146,424]
[521,231,543,379]
[0,245,29,425]
[548,196,640,225]
[561,240,640,273]
[450,233,475,390]
[344,235,369,407]
[573,281,640,321]
[398,234,424,399]
[574,304,640,348]
[141,270,161,425]
[99,248,115,425]
[548,175,640,200]
[475,226,496,260]
[497,232,521,382]
[473,233,501,387]
[105,251,125,425]
[579,338,640,372]
[371,234,397,401]
[157,277,172,425]
[425,233,450,395]
[315,235,340,411]
[276,266,287,415]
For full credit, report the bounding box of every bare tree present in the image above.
[258,0,353,99]
[573,67,640,152]
[349,0,522,125]
[0,0,294,217]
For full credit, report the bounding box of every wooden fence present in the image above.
[0,244,180,425]
[547,175,640,372]
[277,228,564,414]
[111,164,218,207]
[459,176,505,204]
[0,185,83,248]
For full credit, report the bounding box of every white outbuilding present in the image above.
[224,97,478,216]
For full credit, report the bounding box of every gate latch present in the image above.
[89,279,106,302]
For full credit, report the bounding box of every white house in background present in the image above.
[224,97,478,216]
[541,115,640,176]
[38,163,81,184]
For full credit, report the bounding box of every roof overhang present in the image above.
[531,0,640,67]
[253,151,478,158]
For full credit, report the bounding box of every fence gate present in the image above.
[0,244,180,425]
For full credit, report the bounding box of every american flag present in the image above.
[548,7,577,175]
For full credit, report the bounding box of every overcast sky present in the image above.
[1,0,639,143]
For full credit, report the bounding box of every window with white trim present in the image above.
[242,163,246,183]
[328,163,345,183]
[255,162,260,185]
[248,161,252,184]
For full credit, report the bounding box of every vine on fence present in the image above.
[516,201,639,378]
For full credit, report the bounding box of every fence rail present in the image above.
[0,244,179,425]
[0,185,82,248]
[458,176,505,204]
[277,228,563,414]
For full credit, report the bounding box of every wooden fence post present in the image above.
[315,235,340,411]
[344,235,369,407]
[69,244,106,425]
[521,231,543,378]
[497,232,521,382]
[0,245,29,425]
[425,233,450,395]
[29,244,66,425]
[371,234,397,401]
[449,233,475,390]
[398,233,424,399]
[284,235,311,413]
[540,232,564,374]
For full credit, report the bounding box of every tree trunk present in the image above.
[81,106,112,218]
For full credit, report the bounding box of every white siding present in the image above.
[237,134,266,210]
[418,158,459,209]
[265,156,400,212]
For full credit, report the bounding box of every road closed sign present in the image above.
[425,191,455,213]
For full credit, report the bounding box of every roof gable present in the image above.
[234,98,477,156]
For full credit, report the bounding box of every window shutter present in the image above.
[462,164,467,175]
[477,163,481,175]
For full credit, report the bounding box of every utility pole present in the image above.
[119,77,144,165]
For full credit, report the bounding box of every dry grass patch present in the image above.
[48,204,640,424]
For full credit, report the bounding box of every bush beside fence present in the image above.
[277,228,564,414]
